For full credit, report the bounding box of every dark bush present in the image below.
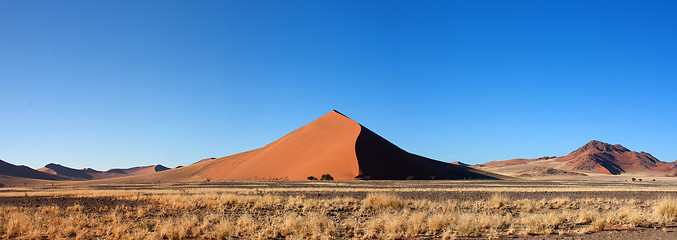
[320,174,334,181]
[307,176,318,180]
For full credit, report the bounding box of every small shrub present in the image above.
[488,194,510,209]
[139,221,156,231]
[66,204,83,212]
[589,219,605,232]
[632,178,636,182]
[406,176,416,180]
[321,174,334,181]
[307,176,318,180]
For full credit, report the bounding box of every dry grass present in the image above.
[1,183,677,239]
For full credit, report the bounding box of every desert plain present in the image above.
[3,179,677,239]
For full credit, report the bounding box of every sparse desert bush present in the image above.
[66,204,83,212]
[307,176,318,180]
[488,194,510,209]
[654,197,677,224]
[320,174,334,180]
[575,209,597,225]
[427,213,452,233]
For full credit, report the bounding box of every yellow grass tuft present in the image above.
[654,197,677,223]
[488,194,510,209]
[363,193,402,210]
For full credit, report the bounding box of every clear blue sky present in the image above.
[1,1,676,170]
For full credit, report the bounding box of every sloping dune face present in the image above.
[198,110,362,180]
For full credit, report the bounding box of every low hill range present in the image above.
[0,159,72,181]
[475,140,677,177]
[0,159,77,187]
[37,163,170,180]
[0,158,171,186]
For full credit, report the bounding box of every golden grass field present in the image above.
[2,180,677,239]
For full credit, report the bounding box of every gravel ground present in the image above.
[4,180,677,239]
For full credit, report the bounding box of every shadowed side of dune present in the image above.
[354,126,502,180]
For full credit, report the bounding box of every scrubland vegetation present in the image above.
[2,181,677,239]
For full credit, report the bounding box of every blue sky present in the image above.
[1,1,676,170]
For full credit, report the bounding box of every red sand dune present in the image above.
[450,161,470,167]
[0,159,71,181]
[106,165,170,175]
[94,110,504,183]
[557,140,676,175]
[477,158,542,167]
[38,163,170,180]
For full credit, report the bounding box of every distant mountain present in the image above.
[38,163,170,180]
[449,161,470,167]
[475,140,677,177]
[477,156,557,168]
[0,159,70,181]
[556,140,674,175]
[106,165,170,175]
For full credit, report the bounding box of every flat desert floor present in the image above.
[2,180,677,239]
